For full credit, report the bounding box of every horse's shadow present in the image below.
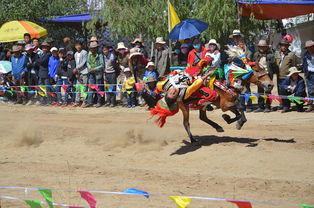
[170,135,296,155]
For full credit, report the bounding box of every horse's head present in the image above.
[247,62,274,92]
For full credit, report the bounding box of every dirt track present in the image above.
[0,103,313,208]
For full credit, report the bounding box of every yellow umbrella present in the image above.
[0,20,47,43]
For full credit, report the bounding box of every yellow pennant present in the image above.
[38,86,46,97]
[250,95,257,103]
[260,95,267,100]
[168,1,181,32]
[169,196,191,208]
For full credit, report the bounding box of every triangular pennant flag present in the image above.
[123,188,150,198]
[33,86,39,90]
[287,96,303,104]
[105,84,110,88]
[24,200,43,208]
[6,90,13,96]
[48,92,56,97]
[301,98,309,103]
[28,91,35,94]
[260,95,267,100]
[244,94,251,102]
[89,84,99,91]
[38,187,53,208]
[98,91,105,97]
[253,93,259,98]
[20,86,27,93]
[39,86,47,97]
[169,196,191,208]
[17,91,24,96]
[62,85,69,92]
[73,84,79,92]
[300,204,314,208]
[109,84,115,92]
[0,91,4,96]
[249,95,257,103]
[232,70,248,78]
[80,85,88,99]
[228,200,252,208]
[134,83,142,93]
[78,191,96,208]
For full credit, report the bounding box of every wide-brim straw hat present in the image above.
[287,67,301,77]
[257,39,268,47]
[155,37,166,45]
[229,29,244,38]
[304,40,314,49]
[206,39,220,50]
[117,42,128,50]
[129,48,142,59]
[11,45,20,52]
[146,61,155,68]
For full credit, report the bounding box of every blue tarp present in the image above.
[41,13,102,23]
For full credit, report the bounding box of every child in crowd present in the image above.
[0,72,15,102]
[144,61,157,81]
[122,67,136,108]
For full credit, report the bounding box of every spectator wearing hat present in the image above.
[17,40,26,54]
[48,47,60,81]
[63,37,75,52]
[187,38,206,68]
[83,41,104,108]
[128,47,148,82]
[275,38,298,110]
[74,41,88,105]
[253,39,276,113]
[280,67,306,113]
[11,45,28,104]
[131,38,148,58]
[116,42,129,106]
[303,40,314,112]
[45,37,55,48]
[140,75,160,109]
[122,67,136,108]
[24,33,31,45]
[154,37,170,78]
[55,49,68,106]
[103,45,117,107]
[228,29,244,46]
[144,61,157,80]
[178,43,191,67]
[205,39,221,69]
[25,44,39,105]
[37,41,51,105]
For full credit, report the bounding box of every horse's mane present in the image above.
[224,45,245,60]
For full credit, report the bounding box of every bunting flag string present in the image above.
[1,84,314,103]
[0,186,312,208]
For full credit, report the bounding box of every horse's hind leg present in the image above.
[199,109,224,132]
[222,106,241,124]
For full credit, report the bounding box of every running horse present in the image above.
[178,46,274,143]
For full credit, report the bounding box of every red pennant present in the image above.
[61,85,69,91]
[301,98,309,103]
[17,91,24,96]
[276,96,282,104]
[48,92,56,97]
[134,83,142,93]
[0,91,4,96]
[98,91,105,97]
[78,191,96,208]
[228,200,252,208]
[33,86,39,90]
[89,84,99,91]
[12,86,18,90]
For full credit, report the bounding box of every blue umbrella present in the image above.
[169,19,209,40]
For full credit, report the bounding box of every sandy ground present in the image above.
[0,103,313,208]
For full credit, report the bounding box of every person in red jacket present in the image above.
[187,38,207,67]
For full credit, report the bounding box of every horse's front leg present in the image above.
[199,108,224,132]
[235,104,247,130]
[178,102,198,144]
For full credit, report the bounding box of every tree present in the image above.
[97,0,265,43]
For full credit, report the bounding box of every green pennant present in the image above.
[300,204,314,208]
[24,200,43,208]
[73,84,79,92]
[38,187,53,208]
[7,90,14,96]
[232,70,249,78]
[288,96,303,104]
[80,85,88,99]
[20,86,27,93]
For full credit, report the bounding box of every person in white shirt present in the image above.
[205,39,221,69]
[74,41,88,106]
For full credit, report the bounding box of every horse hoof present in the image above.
[216,128,224,132]
[222,114,231,123]
[236,123,242,130]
